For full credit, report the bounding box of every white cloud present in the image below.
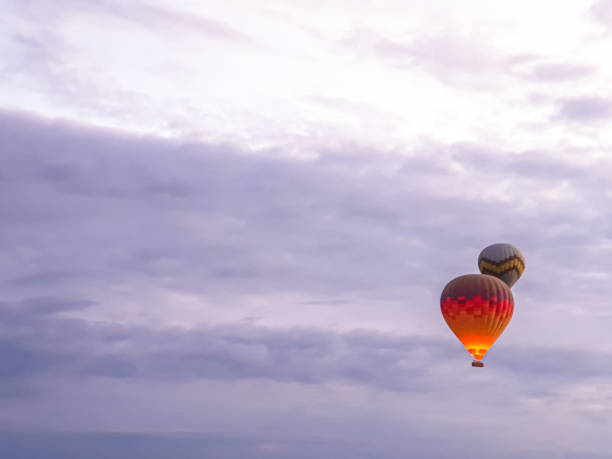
[3,0,612,153]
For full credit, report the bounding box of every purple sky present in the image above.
[3,1,612,458]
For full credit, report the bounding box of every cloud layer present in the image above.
[2,110,612,457]
[4,0,612,457]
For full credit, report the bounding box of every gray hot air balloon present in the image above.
[477,243,525,288]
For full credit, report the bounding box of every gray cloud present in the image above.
[4,109,612,295]
[0,432,260,459]
[526,63,593,81]
[3,109,612,316]
[0,296,448,391]
[508,57,594,82]
[0,431,581,459]
[3,110,612,456]
[3,294,612,391]
[556,97,612,122]
[3,293,612,458]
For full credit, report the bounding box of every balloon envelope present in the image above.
[440,274,514,362]
[478,243,525,288]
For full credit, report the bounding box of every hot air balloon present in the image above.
[440,274,514,367]
[478,243,525,288]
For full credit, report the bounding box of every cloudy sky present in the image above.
[3,0,612,457]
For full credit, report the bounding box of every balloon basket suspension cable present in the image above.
[471,360,484,368]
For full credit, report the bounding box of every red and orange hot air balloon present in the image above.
[440,274,514,367]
